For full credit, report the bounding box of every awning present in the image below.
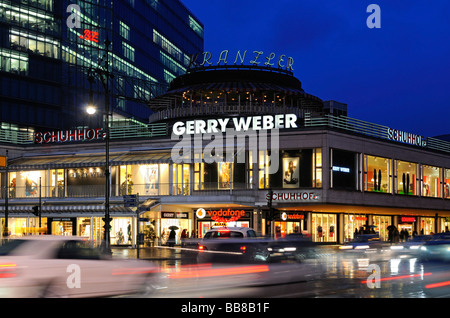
[0,205,137,215]
[8,152,172,171]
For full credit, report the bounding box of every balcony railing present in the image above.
[0,182,255,200]
[149,103,306,123]
[305,114,450,154]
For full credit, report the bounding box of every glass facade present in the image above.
[0,0,204,130]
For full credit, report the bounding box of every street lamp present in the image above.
[86,105,97,115]
[86,38,114,253]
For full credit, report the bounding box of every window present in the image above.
[122,42,135,62]
[331,149,360,190]
[395,160,418,195]
[445,169,450,199]
[173,164,190,195]
[313,148,322,188]
[189,15,204,38]
[258,150,270,189]
[120,21,130,40]
[364,155,391,193]
[422,165,442,198]
[0,49,28,75]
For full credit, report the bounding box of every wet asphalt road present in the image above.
[111,246,450,298]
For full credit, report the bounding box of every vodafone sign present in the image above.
[196,208,249,222]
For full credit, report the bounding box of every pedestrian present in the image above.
[399,229,404,242]
[387,225,395,243]
[168,228,176,247]
[393,228,399,243]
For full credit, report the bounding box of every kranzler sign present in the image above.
[189,50,295,71]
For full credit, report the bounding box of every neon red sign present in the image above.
[80,29,99,43]
[34,128,104,144]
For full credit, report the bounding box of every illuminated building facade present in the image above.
[0,0,204,131]
[1,57,450,246]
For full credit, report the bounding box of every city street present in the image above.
[112,245,450,298]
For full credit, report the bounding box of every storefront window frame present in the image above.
[364,154,392,194]
[394,160,419,196]
[421,164,442,198]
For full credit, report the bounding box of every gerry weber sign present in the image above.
[172,114,298,136]
[189,50,294,71]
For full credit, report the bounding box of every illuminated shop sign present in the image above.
[400,216,416,223]
[80,29,99,43]
[281,212,305,221]
[266,191,319,202]
[173,114,298,136]
[387,128,427,147]
[161,212,189,219]
[34,128,104,144]
[349,215,367,222]
[190,50,294,71]
[196,208,249,222]
[332,166,350,173]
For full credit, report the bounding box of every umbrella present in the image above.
[169,225,179,230]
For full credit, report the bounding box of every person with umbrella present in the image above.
[168,225,179,247]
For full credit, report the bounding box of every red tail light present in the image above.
[240,246,247,253]
[0,263,17,278]
[198,245,206,251]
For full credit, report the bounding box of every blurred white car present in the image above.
[0,236,161,298]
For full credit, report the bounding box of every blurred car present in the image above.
[419,233,450,261]
[390,235,432,253]
[197,227,268,263]
[266,233,316,263]
[339,234,388,252]
[0,236,161,298]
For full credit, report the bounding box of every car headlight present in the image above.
[390,246,404,250]
[420,246,427,251]
[355,245,370,250]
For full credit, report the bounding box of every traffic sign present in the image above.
[123,194,138,207]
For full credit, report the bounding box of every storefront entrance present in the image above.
[160,212,191,245]
[274,212,305,238]
[48,218,76,236]
[343,214,367,242]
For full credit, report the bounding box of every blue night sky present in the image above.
[181,0,450,138]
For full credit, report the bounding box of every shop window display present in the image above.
[110,217,133,245]
[421,165,441,198]
[445,169,450,199]
[364,155,391,193]
[395,160,418,195]
[311,213,337,243]
[267,148,322,189]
